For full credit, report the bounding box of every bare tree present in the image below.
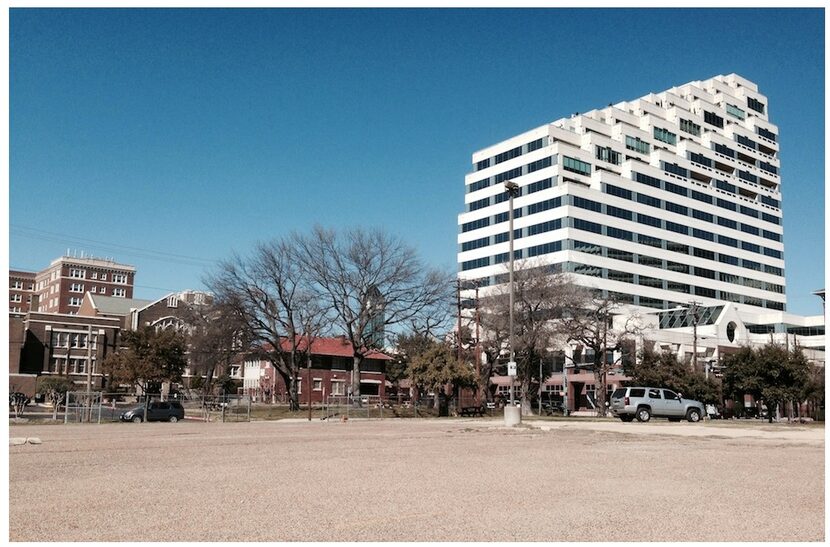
[479,261,584,414]
[558,294,641,417]
[181,299,246,397]
[294,226,453,399]
[206,238,327,411]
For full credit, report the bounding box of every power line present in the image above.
[10,224,219,268]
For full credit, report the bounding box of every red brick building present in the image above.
[11,311,121,396]
[243,336,392,403]
[33,255,136,315]
[9,270,36,314]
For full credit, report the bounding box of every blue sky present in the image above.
[9,8,825,316]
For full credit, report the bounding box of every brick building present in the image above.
[243,336,392,403]
[9,270,37,314]
[12,312,121,396]
[33,255,135,315]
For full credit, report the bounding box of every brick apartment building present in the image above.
[9,270,37,314]
[31,255,136,315]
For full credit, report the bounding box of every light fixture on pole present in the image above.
[503,179,521,426]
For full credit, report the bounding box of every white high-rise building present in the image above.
[457,74,823,409]
[458,74,785,313]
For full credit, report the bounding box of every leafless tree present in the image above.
[479,261,585,414]
[206,238,328,411]
[180,299,246,397]
[294,226,453,399]
[558,294,641,416]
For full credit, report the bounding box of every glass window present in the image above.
[680,119,701,136]
[563,156,592,176]
[726,104,746,120]
[693,228,714,241]
[648,388,662,399]
[625,136,650,154]
[607,205,632,221]
[747,97,765,114]
[605,184,632,200]
[595,146,621,165]
[572,196,602,212]
[495,146,522,165]
[573,218,602,234]
[637,213,661,228]
[636,194,661,208]
[663,389,678,400]
[704,111,724,128]
[654,127,677,145]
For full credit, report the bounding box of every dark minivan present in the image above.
[120,401,185,423]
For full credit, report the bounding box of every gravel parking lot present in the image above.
[9,418,824,542]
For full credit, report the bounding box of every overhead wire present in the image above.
[10,224,219,268]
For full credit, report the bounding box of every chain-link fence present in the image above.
[194,395,251,423]
[63,392,251,423]
[64,391,104,423]
[323,395,397,421]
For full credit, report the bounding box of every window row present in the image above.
[50,332,98,349]
[626,172,781,224]
[49,357,96,375]
[570,216,784,276]
[468,156,558,193]
[574,242,785,294]
[564,261,784,310]
[473,137,548,172]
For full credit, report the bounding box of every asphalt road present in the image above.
[8,418,824,542]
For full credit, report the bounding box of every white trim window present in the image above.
[70,283,84,293]
[11,281,23,289]
[112,288,126,298]
[313,378,323,391]
[99,287,106,295]
[69,297,82,307]
[90,272,98,279]
[331,380,345,395]
[69,269,86,279]
[10,294,21,302]
[112,273,128,284]
[50,357,66,373]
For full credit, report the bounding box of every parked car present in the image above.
[609,387,705,423]
[120,401,185,423]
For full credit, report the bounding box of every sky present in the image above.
[8,8,826,316]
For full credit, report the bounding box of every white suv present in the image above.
[609,387,704,423]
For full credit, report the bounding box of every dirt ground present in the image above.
[8,418,825,542]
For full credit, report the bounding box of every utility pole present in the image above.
[86,325,93,423]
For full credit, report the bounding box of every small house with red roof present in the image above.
[242,335,392,403]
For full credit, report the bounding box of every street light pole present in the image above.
[505,180,520,408]
[475,283,481,407]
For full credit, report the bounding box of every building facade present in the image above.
[458,74,784,313]
[11,312,122,396]
[9,270,37,314]
[32,255,136,315]
[243,336,391,403]
[457,74,823,412]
